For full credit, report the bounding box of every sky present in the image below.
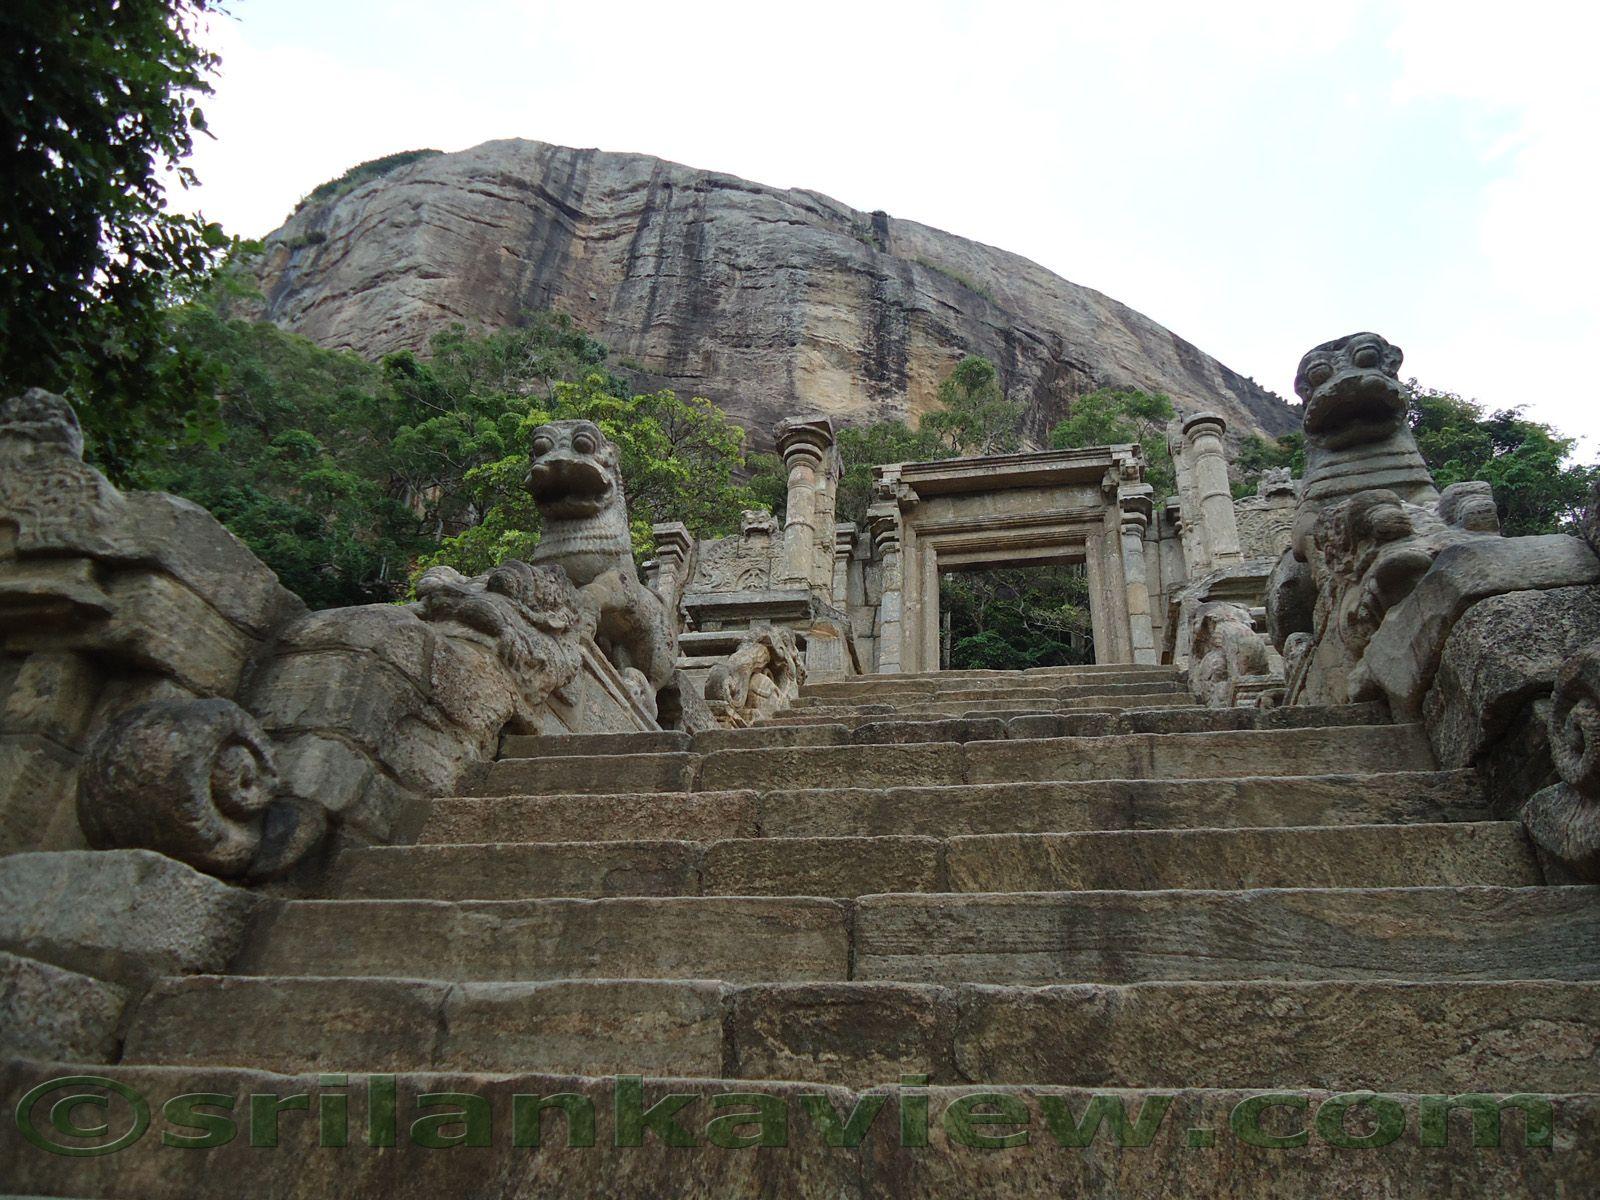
[174,0,1600,451]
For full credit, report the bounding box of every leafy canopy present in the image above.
[0,0,231,481]
[1049,387,1177,497]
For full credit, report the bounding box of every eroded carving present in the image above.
[702,626,807,728]
[1523,642,1600,880]
[1187,600,1280,708]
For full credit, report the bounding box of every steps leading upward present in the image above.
[30,662,1600,1196]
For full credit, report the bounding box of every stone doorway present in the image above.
[867,446,1158,673]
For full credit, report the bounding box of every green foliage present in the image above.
[297,149,442,210]
[834,419,952,526]
[924,356,1024,456]
[1049,387,1177,496]
[0,0,232,483]
[1407,383,1596,537]
[914,258,994,303]
[142,288,759,604]
[1232,432,1305,498]
[942,567,1093,670]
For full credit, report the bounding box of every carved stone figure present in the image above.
[702,626,806,728]
[1523,642,1600,880]
[1187,601,1278,709]
[1266,334,1505,706]
[1291,332,1437,561]
[526,418,708,729]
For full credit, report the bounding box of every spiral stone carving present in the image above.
[77,698,278,877]
[1549,645,1600,791]
[1523,642,1600,881]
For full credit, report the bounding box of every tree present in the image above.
[923,355,1024,456]
[1,0,231,481]
[1049,387,1177,496]
[1407,383,1596,536]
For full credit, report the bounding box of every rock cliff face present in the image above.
[256,139,1298,448]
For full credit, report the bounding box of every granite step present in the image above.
[121,974,1600,1093]
[418,771,1490,845]
[854,885,1600,985]
[328,822,1538,901]
[233,886,1600,985]
[790,680,1185,709]
[475,725,1437,797]
[799,668,1179,700]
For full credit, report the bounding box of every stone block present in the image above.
[0,950,126,1062]
[1361,534,1600,717]
[0,850,258,984]
[727,982,951,1086]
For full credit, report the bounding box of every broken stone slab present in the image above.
[1358,533,1600,718]
[0,950,127,1063]
[0,850,259,985]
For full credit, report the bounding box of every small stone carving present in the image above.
[1523,642,1600,880]
[77,699,291,878]
[1257,468,1297,500]
[703,626,806,728]
[1187,601,1279,708]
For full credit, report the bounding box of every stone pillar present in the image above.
[1181,412,1244,564]
[869,503,903,673]
[776,418,835,590]
[832,523,856,609]
[1119,501,1158,665]
[1084,533,1112,665]
[812,451,841,590]
[649,521,693,608]
[921,544,941,673]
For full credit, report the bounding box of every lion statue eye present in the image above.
[531,434,555,456]
[1351,343,1381,369]
[572,432,597,455]
[1306,361,1333,386]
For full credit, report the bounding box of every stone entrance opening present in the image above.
[939,563,1094,670]
[868,446,1158,672]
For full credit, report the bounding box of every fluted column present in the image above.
[776,418,835,590]
[1181,412,1243,564]
[1120,504,1157,665]
[649,521,692,606]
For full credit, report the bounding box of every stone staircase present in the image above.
[19,664,1600,1194]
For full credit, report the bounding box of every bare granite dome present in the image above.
[255,138,1298,447]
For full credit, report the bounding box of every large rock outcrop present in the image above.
[254,139,1298,448]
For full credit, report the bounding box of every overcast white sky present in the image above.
[175,0,1599,452]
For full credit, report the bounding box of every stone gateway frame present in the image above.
[867,445,1159,672]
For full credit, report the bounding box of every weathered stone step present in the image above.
[233,886,1598,986]
[121,975,1600,1094]
[800,668,1178,700]
[499,730,692,758]
[332,823,1536,901]
[476,726,1436,797]
[694,726,1436,794]
[420,771,1489,845]
[10,1060,1592,1199]
[763,693,1196,723]
[855,886,1600,985]
[234,896,851,983]
[707,702,1393,749]
[791,680,1185,709]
